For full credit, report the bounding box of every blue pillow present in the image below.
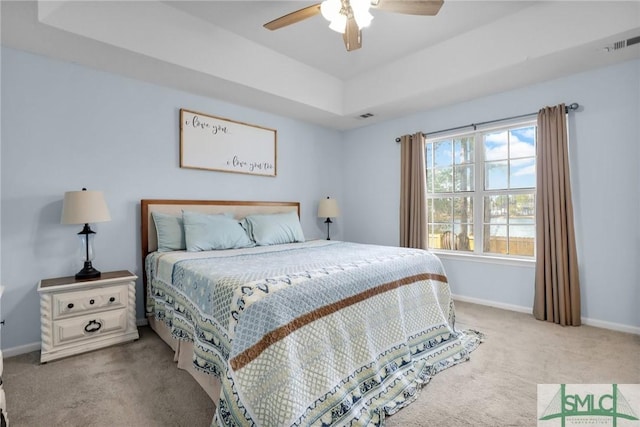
[183,211,255,251]
[151,212,186,252]
[244,211,305,246]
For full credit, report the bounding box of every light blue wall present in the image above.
[0,47,344,350]
[342,59,640,329]
[1,47,638,352]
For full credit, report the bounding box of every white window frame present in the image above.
[425,117,537,264]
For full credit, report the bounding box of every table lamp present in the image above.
[318,196,340,240]
[61,188,111,279]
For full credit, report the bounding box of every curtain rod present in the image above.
[395,102,580,142]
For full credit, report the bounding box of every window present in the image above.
[426,120,536,258]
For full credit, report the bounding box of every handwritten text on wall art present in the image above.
[180,109,277,177]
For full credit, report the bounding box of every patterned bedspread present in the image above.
[145,240,482,426]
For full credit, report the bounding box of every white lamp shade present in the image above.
[61,190,111,225]
[318,197,340,218]
[351,0,373,28]
[328,13,347,33]
[320,0,341,20]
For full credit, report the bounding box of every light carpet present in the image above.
[4,301,639,426]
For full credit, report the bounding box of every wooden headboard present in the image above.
[140,199,300,308]
[141,199,300,260]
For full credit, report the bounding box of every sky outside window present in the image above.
[483,126,535,189]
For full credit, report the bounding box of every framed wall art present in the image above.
[180,108,277,177]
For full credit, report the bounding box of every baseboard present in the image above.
[452,294,531,314]
[452,294,640,335]
[2,341,41,358]
[580,317,640,335]
[136,317,149,327]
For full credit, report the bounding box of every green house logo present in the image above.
[539,384,639,426]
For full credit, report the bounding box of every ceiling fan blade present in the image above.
[264,3,322,30]
[370,0,444,16]
[342,16,362,51]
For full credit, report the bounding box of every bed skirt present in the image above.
[148,316,221,404]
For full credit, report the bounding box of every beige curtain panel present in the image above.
[533,104,581,326]
[399,132,427,249]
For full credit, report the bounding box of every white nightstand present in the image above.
[38,270,139,363]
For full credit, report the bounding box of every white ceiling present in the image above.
[164,1,535,79]
[2,1,639,130]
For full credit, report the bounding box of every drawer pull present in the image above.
[109,297,116,303]
[84,320,102,333]
[89,299,95,305]
[67,303,74,309]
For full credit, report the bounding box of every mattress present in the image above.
[145,240,481,426]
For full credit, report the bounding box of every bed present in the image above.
[141,199,481,427]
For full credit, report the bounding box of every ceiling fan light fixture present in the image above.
[321,0,340,19]
[264,0,445,53]
[354,10,373,28]
[328,12,347,33]
[322,0,348,33]
[351,0,374,28]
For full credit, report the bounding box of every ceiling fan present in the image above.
[264,0,444,52]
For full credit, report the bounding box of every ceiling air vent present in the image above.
[605,35,640,52]
[359,113,374,119]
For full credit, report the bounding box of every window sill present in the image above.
[431,250,536,267]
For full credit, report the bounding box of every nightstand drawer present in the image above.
[52,284,128,319]
[52,309,128,347]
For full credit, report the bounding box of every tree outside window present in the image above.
[426,122,536,258]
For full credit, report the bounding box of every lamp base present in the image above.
[324,217,333,240]
[75,261,101,280]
